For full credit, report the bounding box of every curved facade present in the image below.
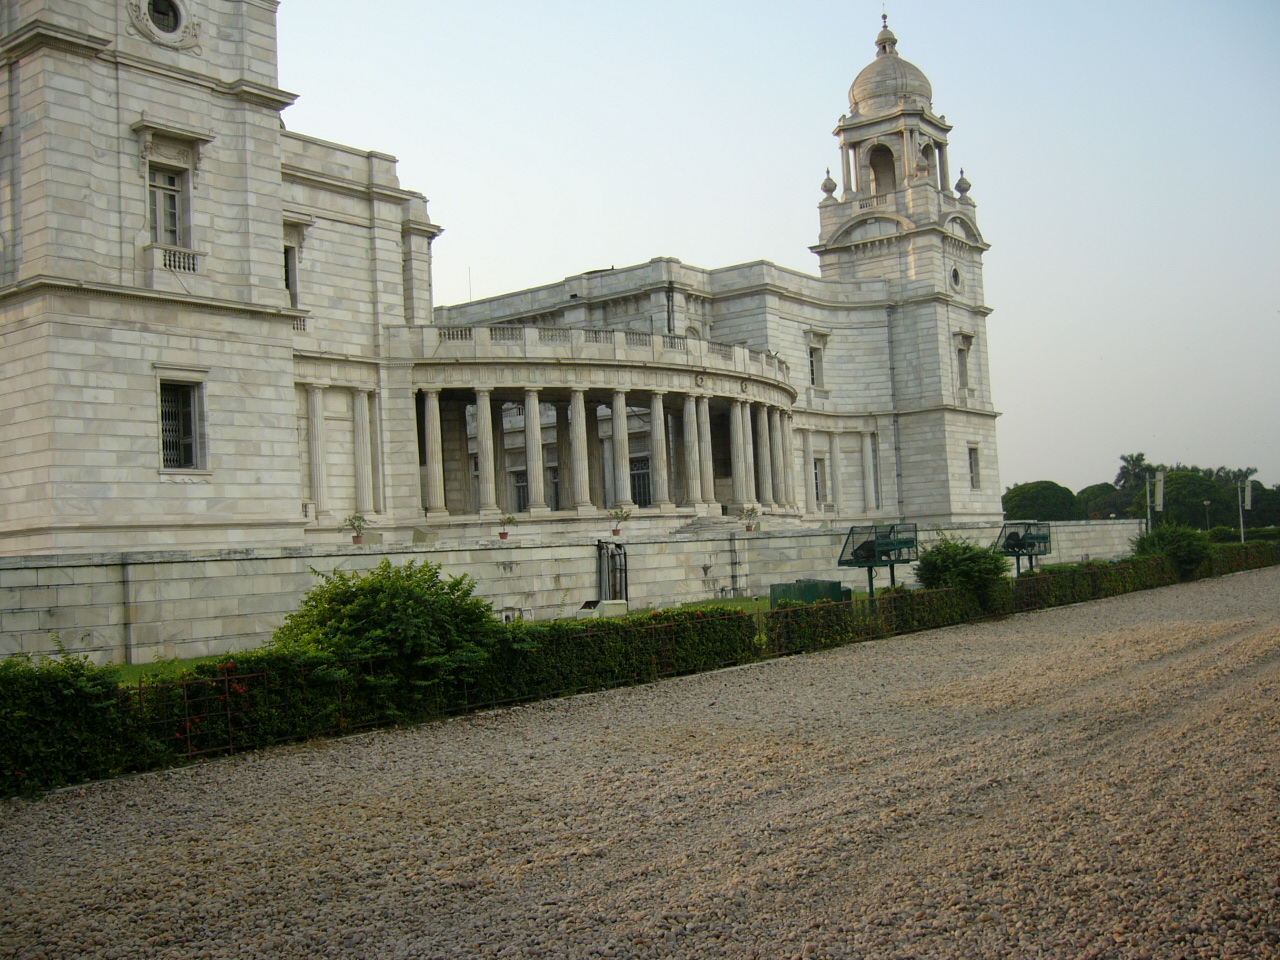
[0,6,1000,560]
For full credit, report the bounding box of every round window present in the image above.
[148,0,181,33]
[950,267,962,289]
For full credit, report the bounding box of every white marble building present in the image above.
[0,3,1000,562]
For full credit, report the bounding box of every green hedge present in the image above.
[3,543,1277,797]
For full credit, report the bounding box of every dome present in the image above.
[848,18,932,116]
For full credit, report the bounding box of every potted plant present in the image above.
[739,506,760,532]
[607,506,631,536]
[498,513,516,540]
[345,513,368,544]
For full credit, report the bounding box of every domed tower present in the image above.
[813,18,1001,523]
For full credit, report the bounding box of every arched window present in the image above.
[920,143,937,187]
[868,145,897,195]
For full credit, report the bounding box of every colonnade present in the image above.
[298,381,883,524]
[416,387,807,520]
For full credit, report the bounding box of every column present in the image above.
[422,388,447,516]
[840,140,853,198]
[829,431,843,515]
[783,414,798,511]
[475,389,497,513]
[939,143,951,195]
[697,395,715,506]
[729,400,746,505]
[768,407,785,511]
[569,389,592,509]
[801,427,815,516]
[740,401,757,503]
[650,392,671,507]
[492,398,510,511]
[369,390,385,514]
[306,384,328,515]
[611,390,633,507]
[352,388,374,515]
[755,404,773,508]
[586,401,605,508]
[682,394,701,505]
[554,402,570,511]
[524,388,547,510]
[861,431,876,513]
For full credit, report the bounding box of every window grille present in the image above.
[630,457,652,508]
[160,381,201,469]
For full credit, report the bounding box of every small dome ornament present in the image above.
[821,168,838,200]
[955,169,972,198]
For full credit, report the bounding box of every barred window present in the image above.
[160,381,203,469]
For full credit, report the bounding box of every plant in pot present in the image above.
[345,513,368,544]
[738,506,760,532]
[498,514,516,540]
[607,507,632,536]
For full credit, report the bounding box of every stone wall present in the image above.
[0,519,1145,665]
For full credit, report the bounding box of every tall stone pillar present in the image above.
[829,431,843,515]
[755,404,773,508]
[369,390,385,514]
[524,388,547,511]
[861,431,877,513]
[422,388,447,516]
[306,384,328,515]
[586,401,605,508]
[650,392,671,507]
[783,414,798,511]
[682,394,701,506]
[474,389,498,514]
[569,389,592,511]
[352,388,374,515]
[697,395,715,507]
[729,400,746,506]
[492,399,510,511]
[768,407,784,511]
[741,401,757,503]
[801,427,815,516]
[611,390,634,507]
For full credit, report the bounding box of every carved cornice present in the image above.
[0,20,112,61]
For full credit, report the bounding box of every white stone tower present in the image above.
[812,18,1001,523]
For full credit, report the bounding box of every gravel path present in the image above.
[3,568,1279,960]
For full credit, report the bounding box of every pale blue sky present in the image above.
[277,1,1280,494]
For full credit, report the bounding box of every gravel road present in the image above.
[3,568,1279,960]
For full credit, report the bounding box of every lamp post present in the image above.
[1203,500,1211,531]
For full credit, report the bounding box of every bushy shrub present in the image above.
[914,536,1011,612]
[272,559,500,677]
[1131,523,1213,580]
[1207,525,1237,543]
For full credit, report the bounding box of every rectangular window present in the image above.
[813,456,827,504]
[513,471,528,512]
[149,166,185,247]
[968,446,981,490]
[957,347,969,390]
[630,456,652,508]
[284,245,299,308]
[808,347,824,387]
[160,381,203,470]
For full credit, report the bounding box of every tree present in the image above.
[1131,523,1212,580]
[1156,471,1235,529]
[1115,453,1154,491]
[1076,482,1132,520]
[915,536,1011,611]
[1002,480,1081,521]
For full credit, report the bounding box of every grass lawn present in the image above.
[114,655,226,685]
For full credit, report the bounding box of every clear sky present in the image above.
[276,1,1280,495]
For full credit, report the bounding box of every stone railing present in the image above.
[389,325,791,383]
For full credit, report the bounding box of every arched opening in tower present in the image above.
[868,145,897,195]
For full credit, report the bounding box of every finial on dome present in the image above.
[955,169,971,196]
[875,14,898,57]
[821,168,838,200]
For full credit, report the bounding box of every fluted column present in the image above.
[422,389,447,516]
[682,394,701,505]
[569,389,592,510]
[861,430,877,513]
[829,431,843,515]
[741,401,757,503]
[783,414,798,510]
[801,427,815,516]
[306,384,328,515]
[697,395,715,506]
[474,389,497,513]
[729,400,747,506]
[755,404,773,507]
[611,390,634,507]
[650,391,671,506]
[524,388,547,511]
[352,388,374,515]
[768,407,784,512]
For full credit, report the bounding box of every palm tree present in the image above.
[1115,452,1154,491]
